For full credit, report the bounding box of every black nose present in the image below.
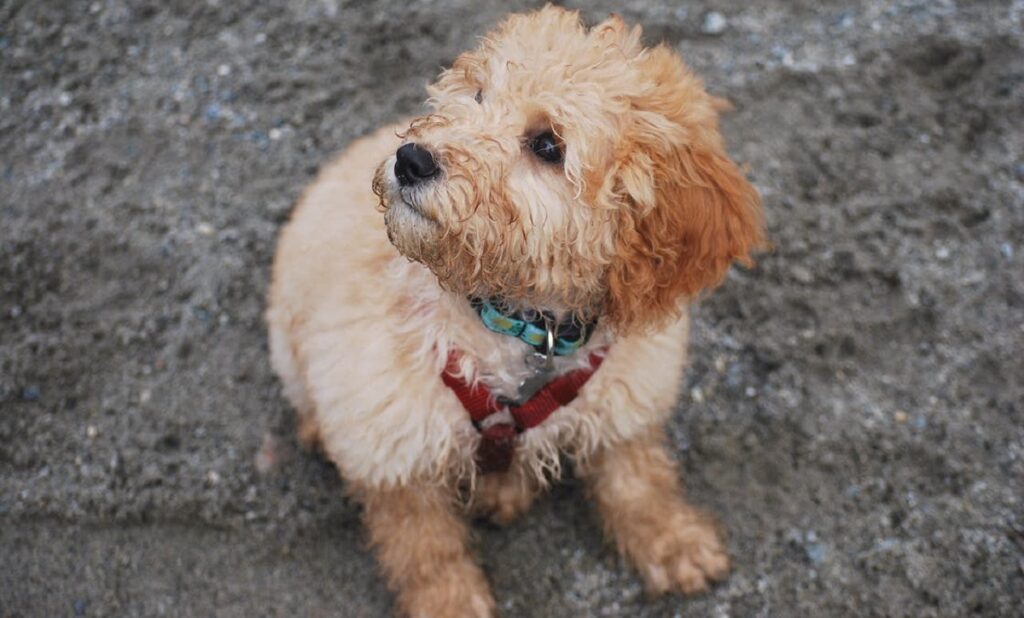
[394,143,439,186]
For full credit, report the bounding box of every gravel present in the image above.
[1,0,1022,616]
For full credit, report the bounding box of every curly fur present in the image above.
[267,7,764,617]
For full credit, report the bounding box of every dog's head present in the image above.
[374,6,765,332]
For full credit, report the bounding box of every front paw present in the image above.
[400,560,496,618]
[471,471,536,526]
[623,508,730,596]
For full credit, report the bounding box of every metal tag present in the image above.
[514,324,556,404]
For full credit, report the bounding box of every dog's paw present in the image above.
[472,472,535,525]
[624,509,730,596]
[401,559,496,618]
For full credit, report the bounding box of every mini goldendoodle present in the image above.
[267,6,765,616]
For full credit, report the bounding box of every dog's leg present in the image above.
[360,483,496,618]
[471,467,538,525]
[582,429,729,596]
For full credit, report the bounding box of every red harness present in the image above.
[442,351,605,473]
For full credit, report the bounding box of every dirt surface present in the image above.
[2,0,1023,616]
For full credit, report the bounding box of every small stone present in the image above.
[1014,163,1024,182]
[86,425,98,439]
[690,387,704,403]
[791,265,814,284]
[268,127,282,141]
[58,92,72,106]
[22,386,40,401]
[702,11,728,35]
[206,470,220,485]
[894,410,908,423]
[1001,243,1013,259]
[935,246,950,260]
[714,356,727,374]
[745,386,757,398]
[73,599,88,616]
[806,543,826,565]
[196,222,215,236]
[217,63,231,76]
[9,305,22,318]
[255,433,282,474]
[139,389,152,404]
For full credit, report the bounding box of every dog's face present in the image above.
[375,7,764,332]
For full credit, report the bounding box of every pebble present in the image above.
[268,127,282,141]
[251,130,270,149]
[725,362,745,389]
[806,542,827,565]
[894,410,908,423]
[255,433,282,474]
[193,307,212,322]
[791,265,814,284]
[702,11,728,35]
[1014,163,1024,182]
[217,64,231,76]
[22,386,40,401]
[139,389,152,404]
[73,599,88,616]
[714,356,727,374]
[935,246,950,260]
[9,305,22,318]
[196,222,215,236]
[206,470,221,485]
[690,387,704,403]
[1001,243,1013,259]
[86,425,98,439]
[204,102,221,121]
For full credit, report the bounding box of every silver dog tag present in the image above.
[515,325,556,404]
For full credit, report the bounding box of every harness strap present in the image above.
[442,351,605,473]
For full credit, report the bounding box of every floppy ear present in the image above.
[604,46,765,332]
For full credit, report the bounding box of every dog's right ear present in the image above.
[603,46,765,332]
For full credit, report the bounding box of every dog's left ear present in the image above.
[603,45,766,332]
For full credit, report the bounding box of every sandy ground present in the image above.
[2,0,1023,616]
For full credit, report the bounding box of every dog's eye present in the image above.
[529,132,562,164]
[474,89,483,104]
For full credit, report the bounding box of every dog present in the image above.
[267,6,764,616]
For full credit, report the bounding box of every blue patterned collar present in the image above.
[470,298,597,356]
